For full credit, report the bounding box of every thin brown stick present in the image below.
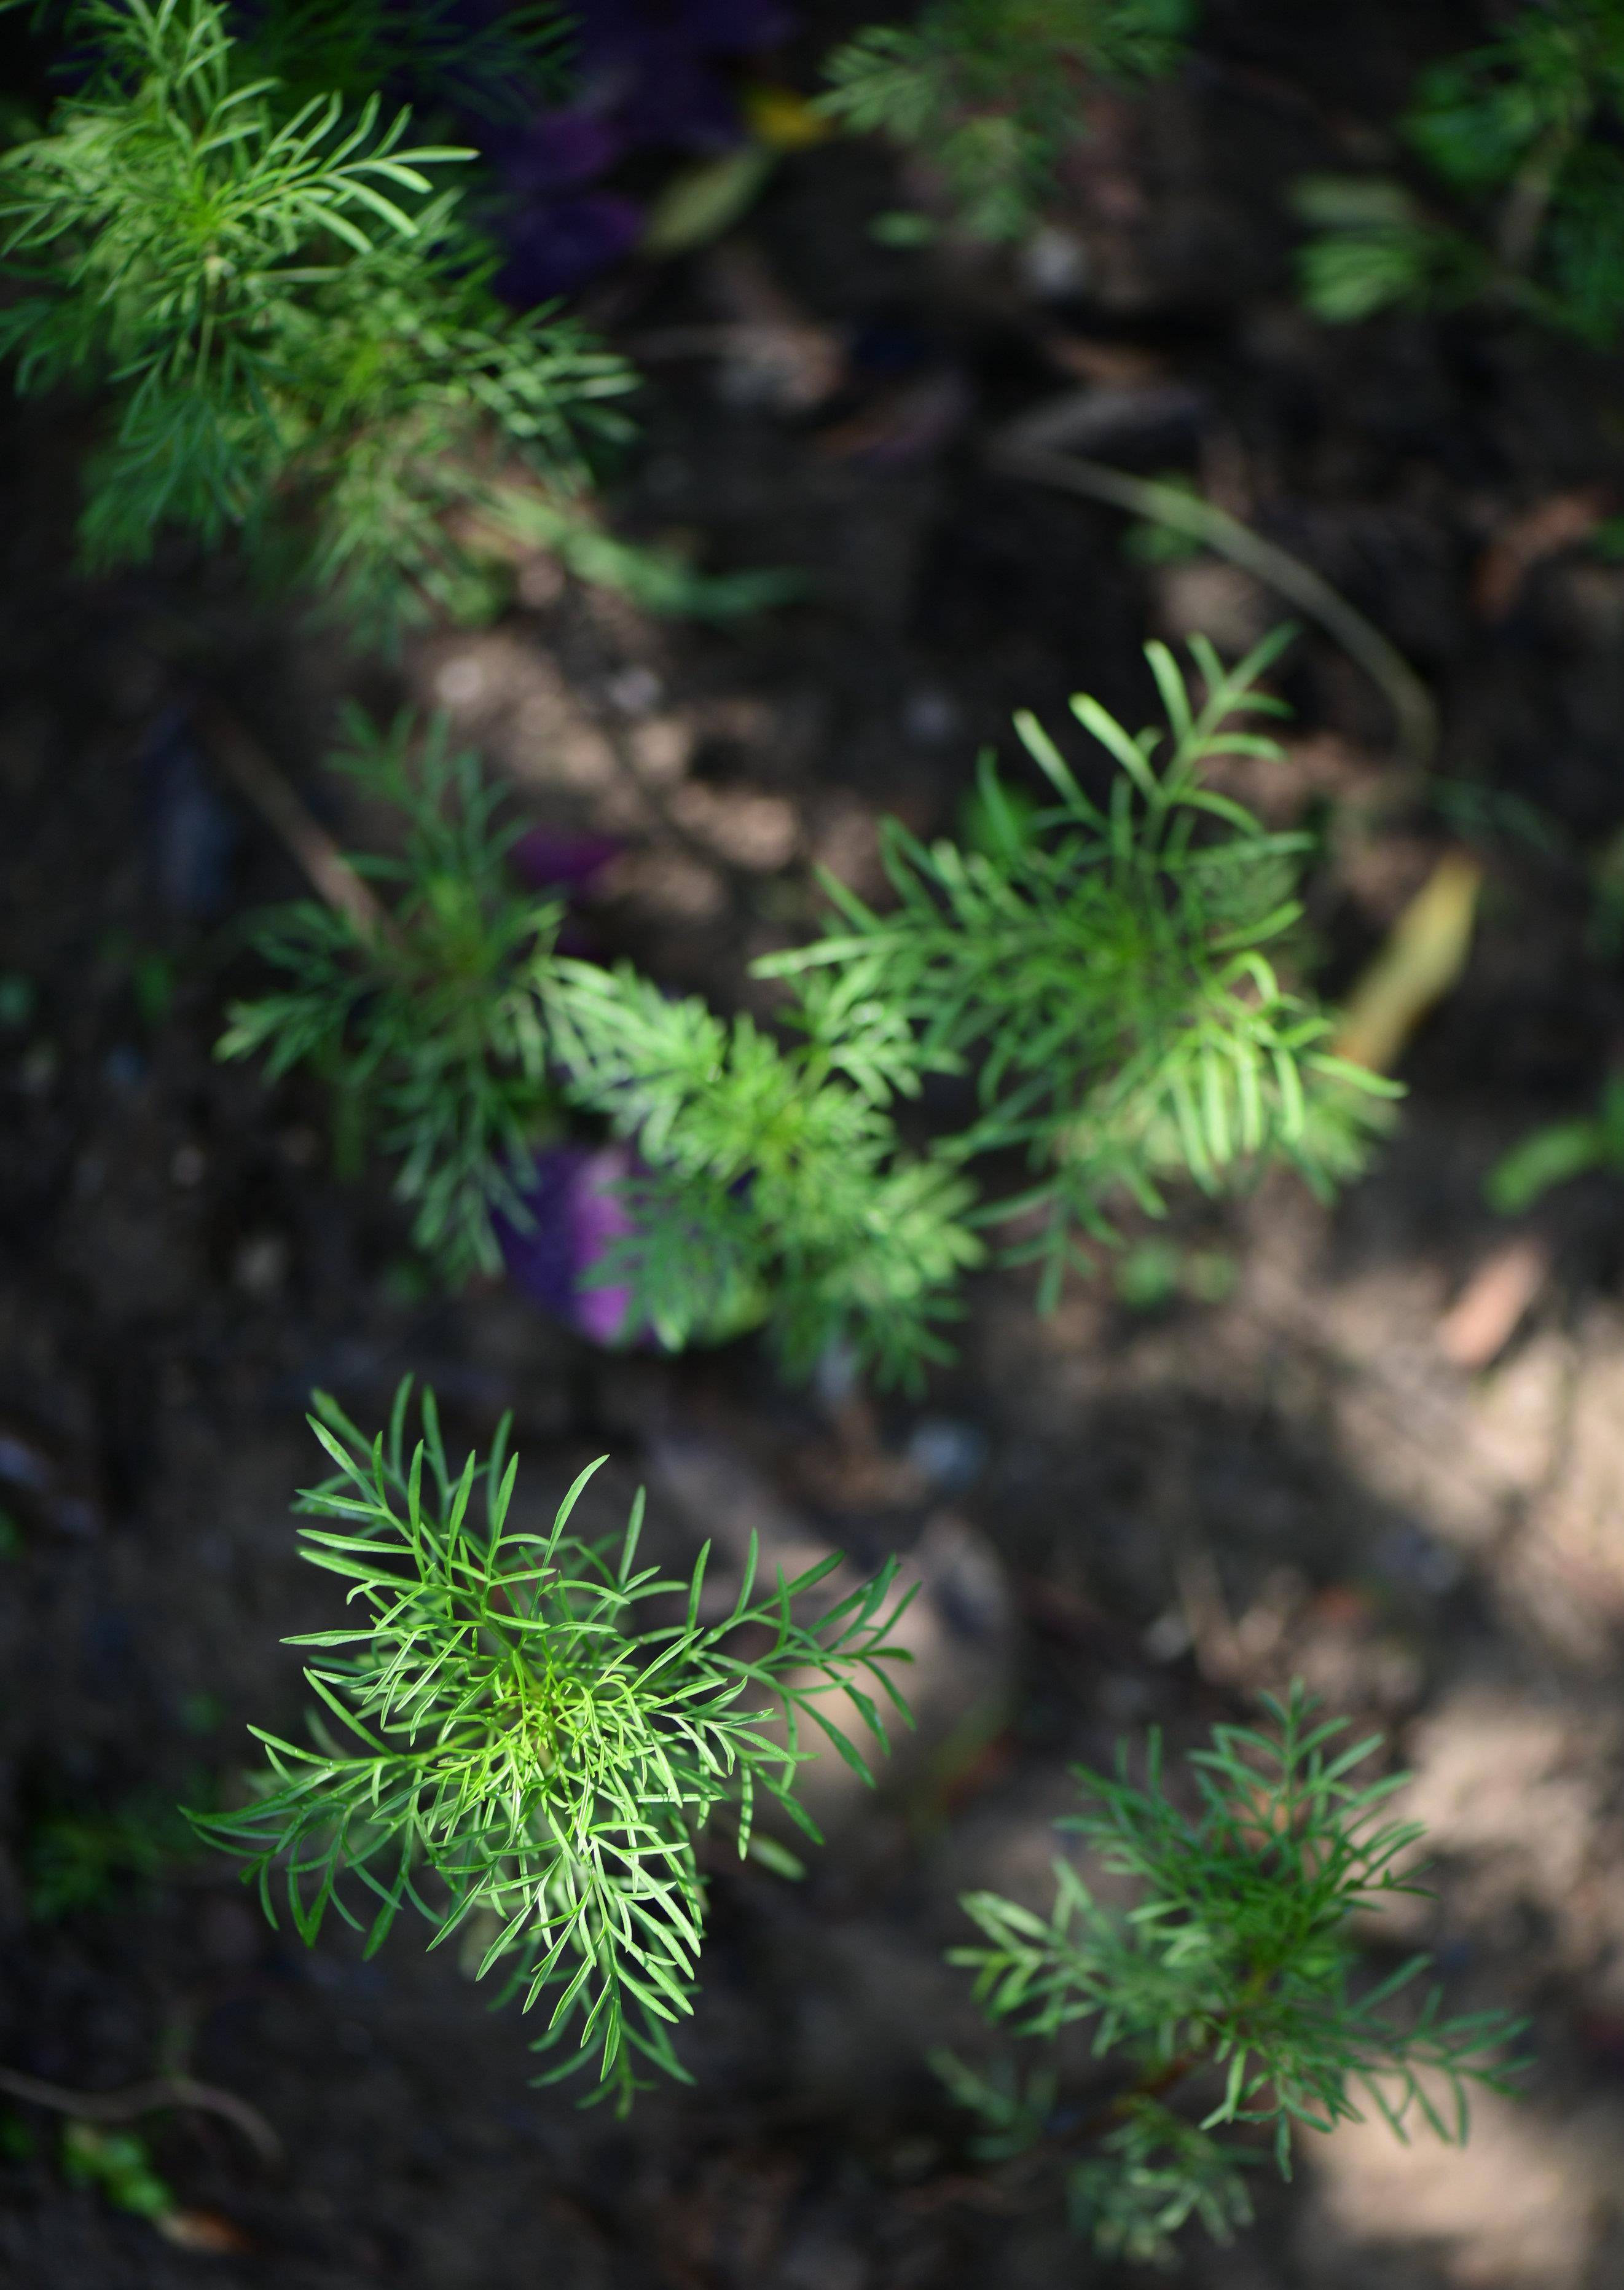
[988,406,1439,769]
[197,702,389,941]
[0,2063,283,2169]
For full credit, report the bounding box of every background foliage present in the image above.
[0,0,633,636]
[941,1690,1521,2265]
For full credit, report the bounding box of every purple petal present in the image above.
[495,193,645,303]
[573,32,746,151]
[487,109,627,196]
[579,0,791,62]
[678,0,793,50]
[498,1143,648,1346]
[618,59,745,152]
[509,826,622,893]
[574,2,791,151]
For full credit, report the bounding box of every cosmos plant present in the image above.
[198,1381,915,2108]
[221,631,1392,1377]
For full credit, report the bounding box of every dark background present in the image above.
[3,3,1624,2281]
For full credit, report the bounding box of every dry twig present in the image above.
[0,2063,283,2168]
[989,399,1439,769]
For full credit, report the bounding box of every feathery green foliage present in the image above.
[939,1687,1522,2267]
[238,0,572,120]
[764,631,1396,1310]
[197,1382,916,2109]
[541,960,981,1384]
[1486,1071,1624,1212]
[216,708,980,1370]
[216,710,567,1281]
[25,1790,196,1921]
[222,635,1388,1371]
[822,0,1194,239]
[0,0,634,636]
[1296,0,1624,343]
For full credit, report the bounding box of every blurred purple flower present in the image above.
[485,0,798,302]
[497,1143,649,1346]
[490,109,628,196]
[576,28,748,154]
[510,825,624,895]
[578,0,791,71]
[577,1,795,152]
[495,190,645,302]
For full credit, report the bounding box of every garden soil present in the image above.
[4,4,1624,2283]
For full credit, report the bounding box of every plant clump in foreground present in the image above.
[195,1382,915,2109]
[221,631,1394,1377]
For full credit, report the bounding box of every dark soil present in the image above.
[4,6,1624,2285]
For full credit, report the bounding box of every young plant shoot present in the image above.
[1295,0,1624,343]
[216,707,981,1374]
[764,629,1396,1310]
[197,1382,916,2109]
[823,0,1195,239]
[222,633,1387,1367]
[217,710,570,1283]
[939,1688,1521,2267]
[0,0,634,638]
[536,955,984,1385]
[1485,1070,1624,1212]
[233,0,571,123]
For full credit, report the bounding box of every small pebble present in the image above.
[434,656,485,707]
[904,1416,988,1494]
[103,1044,145,1091]
[606,665,662,716]
[902,688,959,746]
[138,708,239,920]
[233,1233,289,1298]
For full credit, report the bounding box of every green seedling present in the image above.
[1486,1073,1624,1213]
[61,2122,175,2222]
[823,0,1195,240]
[939,1686,1523,2266]
[764,629,1396,1311]
[224,632,1389,1377]
[0,0,633,641]
[198,1382,917,2110]
[218,708,570,1283]
[1296,0,1624,345]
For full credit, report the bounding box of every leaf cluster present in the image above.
[0,0,634,635]
[938,1687,1522,2266]
[1295,0,1624,343]
[238,0,573,124]
[222,634,1387,1380]
[764,630,1395,1311]
[1486,1070,1624,1213]
[822,0,1194,240]
[25,1789,197,1921]
[541,957,984,1385]
[60,2123,175,2224]
[218,708,981,1366]
[196,1381,916,2109]
[217,709,568,1280]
